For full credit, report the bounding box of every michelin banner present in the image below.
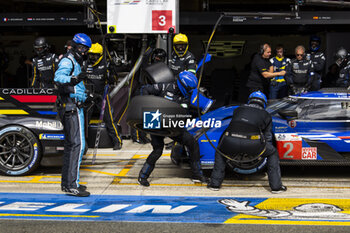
[107,0,178,34]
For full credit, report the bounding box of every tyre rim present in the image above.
[0,132,33,171]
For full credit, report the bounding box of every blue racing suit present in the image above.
[269,56,290,99]
[54,52,86,190]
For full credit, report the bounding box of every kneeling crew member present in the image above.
[86,43,122,150]
[208,91,287,194]
[54,33,92,197]
[138,71,209,186]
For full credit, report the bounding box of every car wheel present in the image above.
[0,126,42,176]
[228,157,267,175]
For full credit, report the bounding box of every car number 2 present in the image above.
[283,142,294,159]
[276,140,302,160]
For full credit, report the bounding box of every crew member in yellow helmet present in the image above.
[169,33,196,75]
[86,43,122,150]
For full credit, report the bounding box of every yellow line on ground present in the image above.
[0,181,86,184]
[80,168,120,176]
[112,182,350,189]
[225,219,350,226]
[0,213,99,218]
[116,182,206,187]
[112,154,142,184]
[0,181,61,184]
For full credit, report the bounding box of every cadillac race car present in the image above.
[0,88,64,176]
[0,88,116,176]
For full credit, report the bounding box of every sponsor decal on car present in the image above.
[301,147,317,160]
[288,120,297,128]
[39,134,65,140]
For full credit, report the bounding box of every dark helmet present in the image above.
[177,71,198,98]
[248,91,267,109]
[151,48,166,63]
[309,35,321,52]
[33,37,49,56]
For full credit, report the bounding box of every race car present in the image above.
[128,86,350,175]
[185,88,350,174]
[0,87,115,176]
[0,88,64,176]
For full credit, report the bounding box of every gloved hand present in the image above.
[70,85,87,103]
[70,72,88,85]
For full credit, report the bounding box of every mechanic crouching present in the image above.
[54,33,92,197]
[208,91,287,194]
[285,45,315,95]
[138,71,210,186]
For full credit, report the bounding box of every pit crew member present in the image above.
[246,43,286,96]
[85,43,122,150]
[169,33,196,76]
[54,33,92,197]
[306,36,326,91]
[285,45,315,94]
[269,45,290,99]
[138,71,211,186]
[31,37,59,88]
[208,91,286,193]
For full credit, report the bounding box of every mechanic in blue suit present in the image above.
[208,91,287,194]
[54,33,92,197]
[138,71,211,186]
[269,45,290,99]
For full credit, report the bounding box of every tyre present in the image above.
[143,62,175,84]
[228,157,267,175]
[0,126,42,176]
[127,95,190,137]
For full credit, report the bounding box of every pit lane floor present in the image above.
[1,139,350,232]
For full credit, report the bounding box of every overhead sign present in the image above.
[107,0,178,34]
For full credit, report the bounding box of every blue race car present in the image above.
[169,88,350,174]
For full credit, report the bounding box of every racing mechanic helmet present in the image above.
[88,43,103,67]
[173,33,189,57]
[248,91,267,109]
[177,71,198,98]
[33,37,49,57]
[72,33,92,57]
[309,35,321,52]
[151,48,166,63]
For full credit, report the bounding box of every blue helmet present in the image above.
[248,91,267,108]
[309,35,321,52]
[73,33,92,48]
[177,71,198,97]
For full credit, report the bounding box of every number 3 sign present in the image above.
[152,10,173,31]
